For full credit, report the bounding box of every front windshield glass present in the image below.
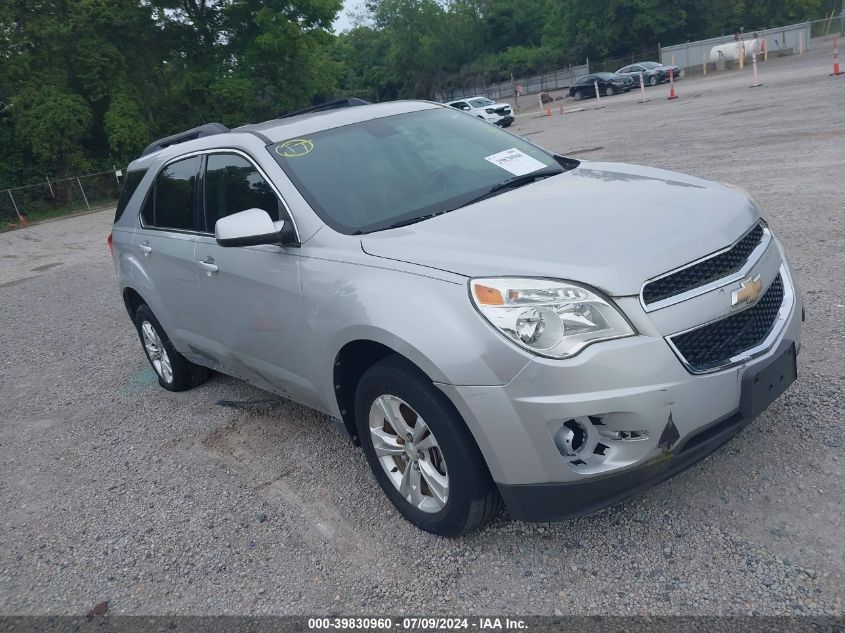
[596,72,617,79]
[640,61,661,69]
[468,97,494,107]
[269,107,563,234]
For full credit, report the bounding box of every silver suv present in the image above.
[110,100,802,536]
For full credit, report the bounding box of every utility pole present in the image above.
[841,0,844,36]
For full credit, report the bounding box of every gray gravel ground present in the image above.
[0,37,843,617]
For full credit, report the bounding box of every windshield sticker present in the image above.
[275,139,314,158]
[484,148,547,176]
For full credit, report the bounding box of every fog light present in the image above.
[554,419,588,457]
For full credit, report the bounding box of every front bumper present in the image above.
[437,255,802,521]
[498,340,797,522]
[495,115,515,126]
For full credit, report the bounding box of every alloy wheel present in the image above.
[368,394,449,513]
[141,321,173,383]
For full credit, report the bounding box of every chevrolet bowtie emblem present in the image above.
[731,274,763,307]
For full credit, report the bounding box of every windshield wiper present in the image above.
[383,211,449,230]
[457,167,563,209]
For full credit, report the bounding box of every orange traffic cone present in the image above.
[667,69,678,100]
[833,38,841,76]
[545,106,552,116]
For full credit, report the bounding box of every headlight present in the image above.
[470,278,635,358]
[485,108,496,114]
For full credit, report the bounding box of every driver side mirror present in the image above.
[215,208,297,247]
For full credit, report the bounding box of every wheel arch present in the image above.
[122,286,147,320]
[333,339,437,445]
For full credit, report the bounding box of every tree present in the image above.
[0,0,344,185]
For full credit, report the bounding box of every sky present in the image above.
[333,0,366,32]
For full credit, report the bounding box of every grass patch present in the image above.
[1,199,116,232]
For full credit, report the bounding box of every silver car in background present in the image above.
[110,101,802,536]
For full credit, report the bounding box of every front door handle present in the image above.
[139,242,152,255]
[197,258,219,273]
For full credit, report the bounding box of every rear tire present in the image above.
[134,304,210,392]
[355,355,501,536]
[573,91,583,101]
[649,74,658,86]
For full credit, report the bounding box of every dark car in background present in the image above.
[568,73,633,100]
[616,61,681,86]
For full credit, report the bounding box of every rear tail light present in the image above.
[107,232,113,257]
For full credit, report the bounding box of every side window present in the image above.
[144,156,201,231]
[114,168,147,223]
[619,66,630,74]
[204,153,280,232]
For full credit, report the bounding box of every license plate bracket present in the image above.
[740,340,797,420]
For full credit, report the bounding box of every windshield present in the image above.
[468,97,495,107]
[640,61,661,69]
[268,108,564,234]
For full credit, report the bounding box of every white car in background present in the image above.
[447,97,514,127]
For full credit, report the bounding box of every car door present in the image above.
[630,65,645,85]
[574,77,591,98]
[193,151,316,405]
[133,155,210,359]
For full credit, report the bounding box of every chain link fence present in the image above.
[591,47,663,73]
[809,13,844,38]
[1,170,121,230]
[441,64,591,102]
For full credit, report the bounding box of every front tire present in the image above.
[573,91,583,101]
[605,85,615,96]
[355,356,501,536]
[134,304,210,392]
[649,74,658,86]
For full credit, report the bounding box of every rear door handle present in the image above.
[197,258,219,273]
[139,242,152,254]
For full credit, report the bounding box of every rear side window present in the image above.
[141,156,201,231]
[114,169,147,223]
[204,153,280,232]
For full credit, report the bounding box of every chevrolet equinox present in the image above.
[110,100,802,536]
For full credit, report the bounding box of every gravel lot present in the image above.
[1,38,843,617]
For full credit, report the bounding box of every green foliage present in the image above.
[104,91,149,159]
[13,86,92,172]
[0,0,342,186]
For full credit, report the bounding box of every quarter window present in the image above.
[142,156,201,231]
[114,169,147,223]
[204,153,280,232]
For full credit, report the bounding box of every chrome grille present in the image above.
[643,224,765,306]
[669,273,784,373]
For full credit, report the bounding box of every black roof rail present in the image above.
[141,122,230,157]
[278,98,370,119]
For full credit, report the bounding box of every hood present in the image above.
[361,161,758,296]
